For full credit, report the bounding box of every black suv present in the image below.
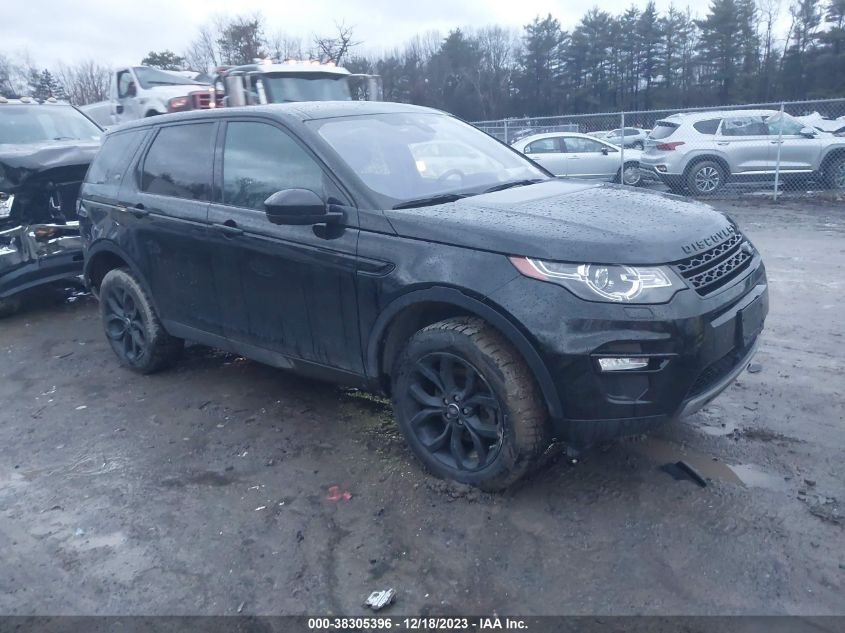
[79,102,768,490]
[1,97,102,316]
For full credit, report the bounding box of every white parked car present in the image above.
[512,132,642,185]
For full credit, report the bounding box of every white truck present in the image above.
[108,66,216,125]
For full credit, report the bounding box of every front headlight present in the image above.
[510,256,683,303]
[0,192,14,218]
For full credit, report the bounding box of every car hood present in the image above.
[0,139,101,191]
[143,84,211,100]
[382,180,736,265]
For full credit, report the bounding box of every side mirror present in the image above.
[601,147,609,155]
[115,104,124,114]
[127,82,137,97]
[800,127,817,138]
[264,189,341,226]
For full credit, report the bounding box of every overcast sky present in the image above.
[6,0,788,69]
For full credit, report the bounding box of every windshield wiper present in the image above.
[392,193,471,210]
[482,178,545,194]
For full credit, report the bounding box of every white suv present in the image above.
[639,109,845,195]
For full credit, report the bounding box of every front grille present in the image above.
[673,232,753,295]
[190,90,218,109]
[688,339,755,398]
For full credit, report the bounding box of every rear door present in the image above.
[206,118,363,373]
[560,136,619,180]
[716,116,772,173]
[124,121,221,334]
[522,137,566,175]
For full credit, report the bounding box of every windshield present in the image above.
[263,73,352,103]
[0,105,102,145]
[133,66,204,89]
[310,112,548,205]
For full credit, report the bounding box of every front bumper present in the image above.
[488,257,768,445]
[0,222,83,298]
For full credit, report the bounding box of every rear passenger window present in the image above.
[721,116,769,136]
[525,138,558,154]
[222,121,325,210]
[693,119,721,135]
[141,123,215,201]
[86,129,145,186]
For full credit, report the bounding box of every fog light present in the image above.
[598,357,649,372]
[655,165,668,173]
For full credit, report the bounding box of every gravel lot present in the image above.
[1,196,843,616]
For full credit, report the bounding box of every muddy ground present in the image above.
[0,197,843,616]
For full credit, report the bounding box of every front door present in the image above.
[766,114,823,173]
[206,119,363,373]
[560,136,619,180]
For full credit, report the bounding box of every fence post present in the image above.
[503,119,509,145]
[773,102,785,202]
[620,111,626,185]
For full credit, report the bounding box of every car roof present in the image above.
[514,131,610,145]
[0,96,73,106]
[110,101,445,132]
[658,109,780,123]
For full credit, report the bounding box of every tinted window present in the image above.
[222,121,324,210]
[721,116,769,136]
[650,122,679,140]
[693,119,721,135]
[141,123,215,201]
[624,128,639,135]
[86,129,145,186]
[562,137,606,153]
[525,138,559,154]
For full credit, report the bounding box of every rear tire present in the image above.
[0,296,22,319]
[616,161,642,186]
[391,316,550,491]
[687,160,726,196]
[99,268,183,374]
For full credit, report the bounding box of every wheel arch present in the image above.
[367,287,564,421]
[683,154,731,179]
[84,241,160,312]
[820,146,845,170]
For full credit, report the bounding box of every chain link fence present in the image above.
[472,98,845,199]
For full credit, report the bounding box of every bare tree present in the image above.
[313,22,361,65]
[267,31,304,61]
[184,22,221,71]
[55,60,111,105]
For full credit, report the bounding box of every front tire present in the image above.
[823,155,845,190]
[99,268,183,374]
[0,296,22,319]
[391,317,550,491]
[687,160,726,196]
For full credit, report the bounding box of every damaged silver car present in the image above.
[0,97,102,317]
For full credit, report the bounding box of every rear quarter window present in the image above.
[649,122,680,140]
[85,129,146,187]
[141,123,215,201]
[693,119,721,135]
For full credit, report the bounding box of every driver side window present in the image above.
[117,71,133,98]
[222,121,326,211]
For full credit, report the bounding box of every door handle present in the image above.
[213,222,243,237]
[770,140,783,144]
[716,141,730,146]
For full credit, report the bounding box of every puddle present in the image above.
[628,437,787,491]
